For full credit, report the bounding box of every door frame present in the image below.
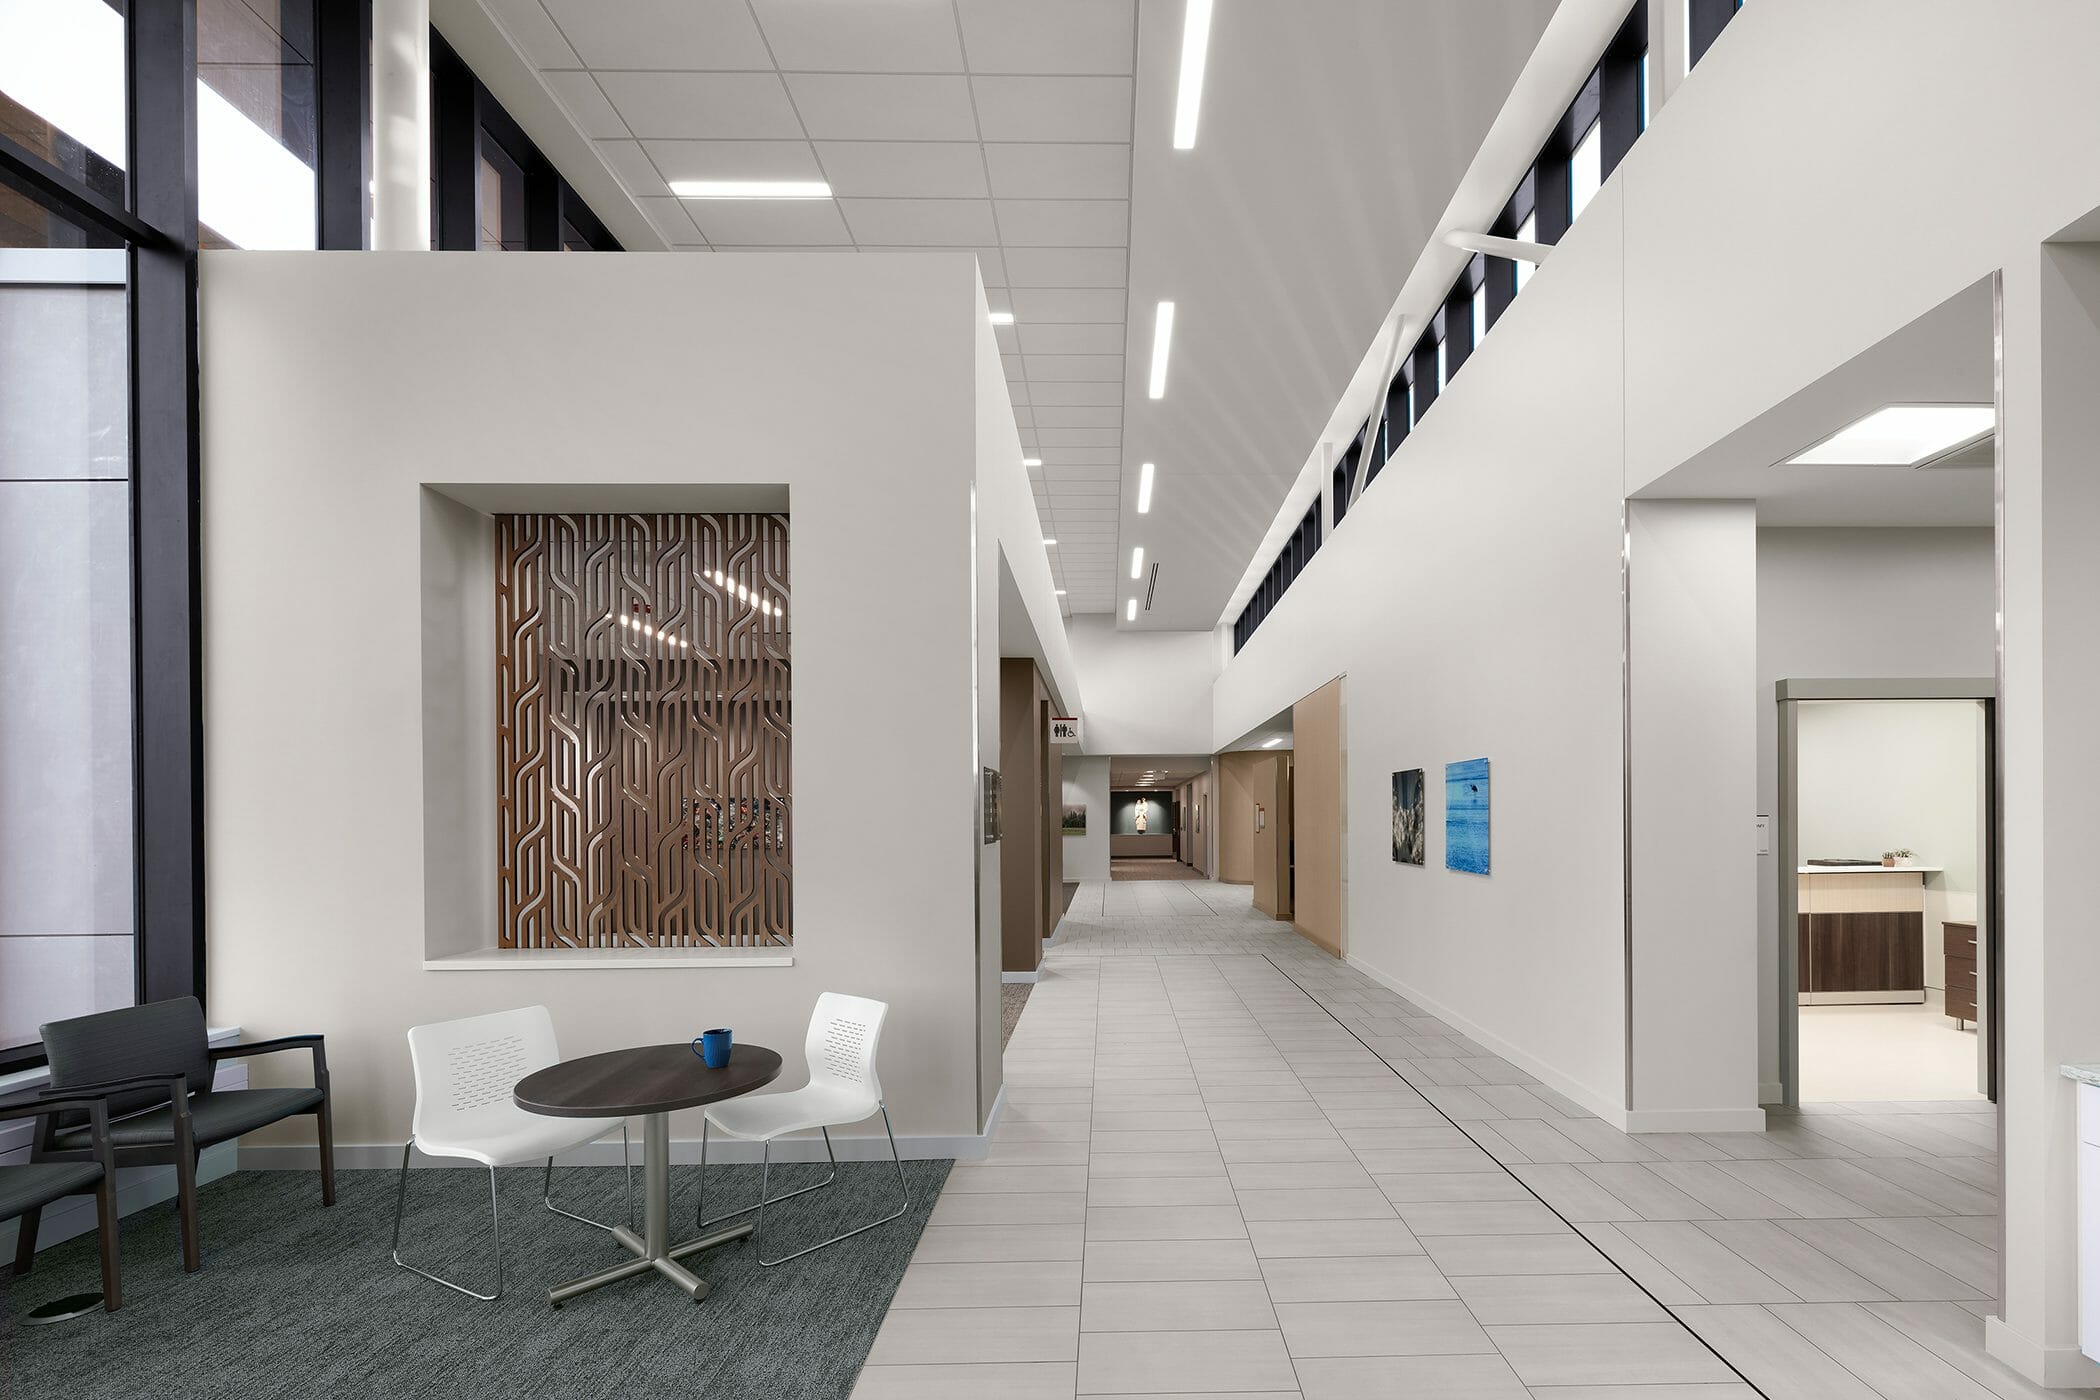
[1774,677,1998,1110]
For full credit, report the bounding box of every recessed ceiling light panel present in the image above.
[1172,0,1215,150]
[670,180,832,199]
[1783,403,1995,467]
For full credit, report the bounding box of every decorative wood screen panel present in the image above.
[496,513,791,948]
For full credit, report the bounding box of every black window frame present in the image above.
[432,30,620,252]
[1689,0,1744,70]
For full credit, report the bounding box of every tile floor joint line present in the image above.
[1255,950,1775,1400]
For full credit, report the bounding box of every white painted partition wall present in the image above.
[199,251,1045,1162]
[1209,1,2100,1380]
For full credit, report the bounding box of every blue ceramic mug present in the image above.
[695,1028,733,1069]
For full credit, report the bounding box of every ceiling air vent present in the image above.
[1142,562,1160,612]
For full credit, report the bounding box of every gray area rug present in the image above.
[2,1158,949,1400]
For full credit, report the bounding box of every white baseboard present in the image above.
[1985,1314,2100,1387]
[1343,953,1764,1134]
[979,1081,1007,1149]
[0,1142,239,1260]
[1002,970,1040,984]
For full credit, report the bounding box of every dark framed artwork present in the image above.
[1445,758,1490,875]
[1391,769,1425,865]
[1061,803,1087,834]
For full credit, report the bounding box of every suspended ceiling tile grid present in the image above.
[500,0,1141,617]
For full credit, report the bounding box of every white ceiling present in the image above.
[1108,755,1212,788]
[1632,278,1995,526]
[479,0,1556,626]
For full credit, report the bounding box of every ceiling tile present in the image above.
[598,72,804,140]
[595,140,669,198]
[970,76,1131,142]
[1018,429,1039,447]
[688,200,853,245]
[634,196,702,244]
[1030,404,1123,427]
[485,0,581,66]
[750,0,965,72]
[1034,426,1123,447]
[1010,406,1033,427]
[544,71,628,139]
[1016,322,1124,355]
[994,325,1020,355]
[1001,246,1127,289]
[1053,480,1123,495]
[984,143,1130,200]
[639,139,822,184]
[1024,355,1123,382]
[838,198,998,246]
[784,74,978,142]
[812,142,988,199]
[994,198,1128,247]
[953,0,1134,75]
[1035,447,1122,466]
[1009,287,1128,323]
[1026,380,1124,406]
[541,0,773,69]
[1001,354,1024,379]
[973,248,1009,287]
[1006,379,1029,406]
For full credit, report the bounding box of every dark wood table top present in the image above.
[514,1043,783,1118]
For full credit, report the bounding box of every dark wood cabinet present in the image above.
[1944,920,1978,1027]
[1798,911,1924,994]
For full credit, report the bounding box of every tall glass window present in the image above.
[0,174,136,1053]
[1471,283,1488,347]
[0,0,128,207]
[479,142,526,251]
[197,0,320,249]
[1569,119,1603,223]
[1435,336,1448,392]
[1515,212,1537,292]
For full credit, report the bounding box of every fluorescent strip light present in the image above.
[1023,457,1042,467]
[670,180,832,200]
[1130,546,1145,579]
[1137,462,1155,514]
[1043,538,1058,546]
[1148,302,1176,399]
[1055,589,1067,596]
[1126,599,1138,622]
[988,310,1015,326]
[1261,737,1283,749]
[1784,403,1996,466]
[1172,0,1215,150]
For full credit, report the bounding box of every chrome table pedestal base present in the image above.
[548,1111,747,1306]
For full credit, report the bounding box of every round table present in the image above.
[515,1043,782,1306]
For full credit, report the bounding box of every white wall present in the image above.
[1797,701,1985,992]
[200,250,1028,1158]
[1068,615,1219,756]
[1061,755,1110,883]
[1209,1,2100,1377]
[1757,527,1995,1088]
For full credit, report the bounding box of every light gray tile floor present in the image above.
[854,879,2026,1399]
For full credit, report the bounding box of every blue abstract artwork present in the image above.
[1445,758,1490,875]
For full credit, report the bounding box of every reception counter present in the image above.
[1797,865,1942,1005]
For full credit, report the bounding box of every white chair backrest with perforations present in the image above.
[406,1005,562,1150]
[803,992,888,1109]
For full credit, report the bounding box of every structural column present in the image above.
[1990,242,2100,1388]
[370,0,431,251]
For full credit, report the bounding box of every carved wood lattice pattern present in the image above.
[496,513,791,948]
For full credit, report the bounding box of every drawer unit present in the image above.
[1944,920,1978,1028]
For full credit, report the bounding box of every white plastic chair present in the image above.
[391,1006,632,1300]
[694,992,907,1266]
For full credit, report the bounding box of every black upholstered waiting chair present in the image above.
[4,1095,121,1312]
[30,997,335,1272]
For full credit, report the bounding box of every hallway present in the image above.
[856,881,2035,1399]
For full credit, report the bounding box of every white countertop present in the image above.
[2063,1064,2100,1087]
[1797,865,1943,875]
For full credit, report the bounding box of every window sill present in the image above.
[422,946,794,972]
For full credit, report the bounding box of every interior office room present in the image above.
[10,2,2100,1398]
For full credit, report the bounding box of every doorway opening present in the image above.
[1780,687,1994,1105]
[1104,756,1212,881]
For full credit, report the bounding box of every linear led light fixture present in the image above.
[1261,737,1283,749]
[1148,302,1176,398]
[1022,457,1042,467]
[670,180,832,199]
[988,310,1015,325]
[1172,0,1215,150]
[1126,598,1138,622]
[1783,403,1996,467]
[1130,546,1145,579]
[1043,537,1058,545]
[1136,461,1155,513]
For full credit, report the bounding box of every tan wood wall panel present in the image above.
[1217,752,1261,884]
[1291,678,1344,956]
[999,658,1048,973]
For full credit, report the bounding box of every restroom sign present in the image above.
[1049,715,1082,745]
